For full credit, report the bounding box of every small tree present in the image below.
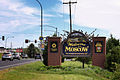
[105,35,120,71]
[106,34,119,54]
[26,43,36,58]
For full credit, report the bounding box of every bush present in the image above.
[90,66,112,79]
[112,64,120,80]
[112,72,120,80]
[105,46,120,71]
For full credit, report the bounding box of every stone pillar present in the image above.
[48,37,61,66]
[92,37,106,68]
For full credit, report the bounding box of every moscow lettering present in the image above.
[65,46,89,52]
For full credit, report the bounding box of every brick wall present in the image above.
[48,37,61,66]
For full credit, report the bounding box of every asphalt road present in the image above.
[0,58,40,70]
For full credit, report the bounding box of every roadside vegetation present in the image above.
[0,53,2,59]
[23,43,42,58]
[0,61,112,80]
[0,34,120,80]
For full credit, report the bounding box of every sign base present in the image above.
[48,37,61,66]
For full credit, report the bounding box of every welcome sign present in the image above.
[61,31,91,57]
[63,42,90,55]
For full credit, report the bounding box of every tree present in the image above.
[35,47,41,54]
[105,35,120,71]
[26,43,36,58]
[106,34,119,54]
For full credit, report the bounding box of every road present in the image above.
[0,59,40,70]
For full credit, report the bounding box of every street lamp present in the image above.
[44,30,59,37]
[5,36,14,48]
[36,0,43,37]
[44,25,58,36]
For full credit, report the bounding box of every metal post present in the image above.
[69,2,72,33]
[36,0,43,37]
[44,25,58,37]
[5,36,14,48]
[5,37,8,48]
[56,28,57,36]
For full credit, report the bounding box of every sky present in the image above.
[0,0,120,48]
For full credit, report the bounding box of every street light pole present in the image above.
[44,30,59,37]
[44,25,58,36]
[36,0,43,37]
[56,28,57,36]
[5,36,14,48]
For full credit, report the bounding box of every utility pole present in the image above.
[63,0,77,33]
[36,0,43,37]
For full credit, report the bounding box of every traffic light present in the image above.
[35,40,37,43]
[2,36,4,41]
[25,39,29,43]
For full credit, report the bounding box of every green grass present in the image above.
[0,61,113,80]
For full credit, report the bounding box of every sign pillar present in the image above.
[48,37,61,66]
[92,37,106,68]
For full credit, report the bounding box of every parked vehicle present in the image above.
[13,53,21,60]
[2,52,13,61]
[35,54,41,59]
[22,54,28,59]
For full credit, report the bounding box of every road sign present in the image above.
[39,36,43,41]
[41,43,45,50]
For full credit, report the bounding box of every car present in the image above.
[35,54,41,59]
[13,53,21,60]
[2,52,13,61]
[22,54,28,59]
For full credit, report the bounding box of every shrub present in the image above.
[112,64,120,80]
[112,72,120,80]
[105,46,120,72]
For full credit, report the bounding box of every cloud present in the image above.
[57,0,120,38]
[0,0,54,48]
[0,0,54,32]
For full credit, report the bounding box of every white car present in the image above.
[22,54,28,59]
[2,52,13,61]
[13,53,21,60]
